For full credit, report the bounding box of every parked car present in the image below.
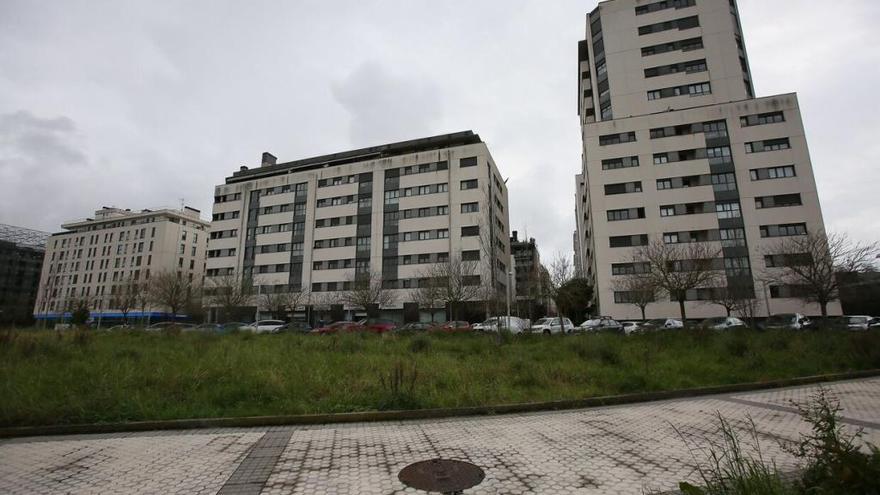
[870,317,880,328]
[641,318,685,331]
[760,313,810,330]
[217,321,248,333]
[620,321,641,335]
[147,321,195,331]
[276,321,312,333]
[396,322,434,332]
[240,320,286,333]
[310,321,366,334]
[700,316,747,330]
[192,323,220,332]
[356,318,398,333]
[579,317,623,333]
[429,321,473,333]
[528,317,575,335]
[473,316,529,334]
[842,315,873,331]
[107,324,133,331]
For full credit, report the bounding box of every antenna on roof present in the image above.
[179,198,185,210]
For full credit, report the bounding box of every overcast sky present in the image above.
[1,0,878,259]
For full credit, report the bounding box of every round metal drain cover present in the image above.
[398,458,485,493]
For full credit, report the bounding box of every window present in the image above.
[657,179,673,190]
[746,138,791,153]
[437,229,449,239]
[688,82,711,95]
[706,146,731,159]
[604,182,642,195]
[740,111,785,127]
[660,206,676,217]
[647,90,662,101]
[653,153,669,164]
[609,234,649,248]
[461,226,480,237]
[663,233,680,244]
[384,190,399,204]
[438,206,449,215]
[711,172,737,192]
[438,183,448,193]
[638,15,699,36]
[756,194,802,209]
[418,185,431,195]
[750,165,796,181]
[599,132,637,146]
[760,223,808,238]
[462,250,480,261]
[719,228,746,247]
[461,202,479,213]
[602,156,640,170]
[461,179,478,190]
[607,208,646,222]
[418,231,430,241]
[635,0,696,16]
[460,157,478,168]
[716,201,741,219]
[642,36,703,57]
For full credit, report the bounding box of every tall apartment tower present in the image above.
[575,0,839,319]
[34,206,209,322]
[206,131,511,322]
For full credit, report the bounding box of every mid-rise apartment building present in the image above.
[575,0,839,319]
[510,231,543,320]
[0,224,48,326]
[206,131,511,322]
[33,206,209,321]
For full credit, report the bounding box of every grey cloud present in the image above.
[332,61,444,147]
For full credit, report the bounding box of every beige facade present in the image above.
[33,206,209,320]
[575,0,840,319]
[206,131,512,320]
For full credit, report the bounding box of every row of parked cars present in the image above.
[105,312,880,335]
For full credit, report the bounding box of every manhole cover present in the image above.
[398,458,485,493]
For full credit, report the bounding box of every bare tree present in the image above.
[762,230,879,317]
[708,278,757,317]
[116,276,142,324]
[423,257,484,320]
[136,278,152,325]
[205,273,256,323]
[611,273,658,321]
[410,272,443,322]
[148,270,194,319]
[636,240,723,321]
[546,252,576,328]
[261,287,309,321]
[343,272,395,313]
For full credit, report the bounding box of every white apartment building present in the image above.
[575,0,840,319]
[206,131,512,322]
[33,206,209,321]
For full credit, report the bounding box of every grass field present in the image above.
[1,327,879,427]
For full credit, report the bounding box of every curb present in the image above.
[2,369,878,439]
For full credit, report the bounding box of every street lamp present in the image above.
[506,270,513,331]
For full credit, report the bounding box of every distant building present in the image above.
[510,231,544,320]
[206,131,512,322]
[33,206,209,322]
[0,224,48,326]
[574,0,839,318]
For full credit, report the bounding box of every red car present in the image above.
[310,321,366,334]
[429,321,473,333]
[357,318,398,333]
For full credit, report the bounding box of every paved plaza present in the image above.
[1,378,879,494]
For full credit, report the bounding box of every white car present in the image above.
[473,317,529,334]
[700,316,747,330]
[642,318,685,330]
[843,315,873,331]
[240,320,286,333]
[761,313,810,330]
[529,317,575,335]
[621,321,641,335]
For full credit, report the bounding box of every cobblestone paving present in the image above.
[1,378,878,494]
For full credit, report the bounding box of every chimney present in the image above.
[261,152,277,167]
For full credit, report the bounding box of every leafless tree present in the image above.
[708,278,757,318]
[635,240,723,321]
[116,276,142,323]
[611,273,658,321]
[136,278,152,325]
[546,252,576,328]
[205,273,256,322]
[410,272,443,322]
[422,257,484,320]
[261,287,309,321]
[147,270,195,319]
[343,272,395,313]
[761,230,879,317]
